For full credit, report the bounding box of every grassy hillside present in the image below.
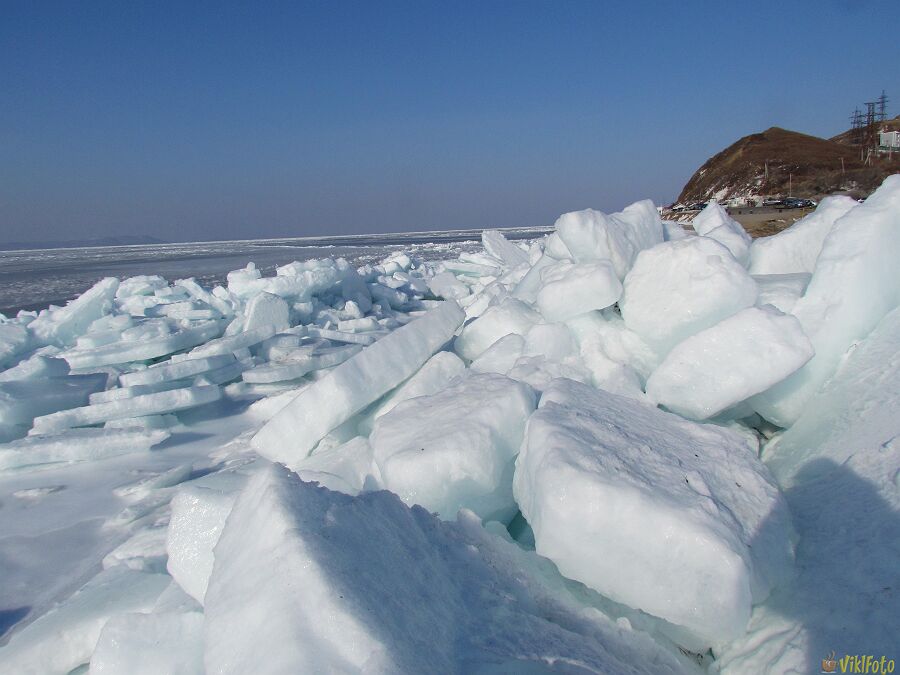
[677,126,899,204]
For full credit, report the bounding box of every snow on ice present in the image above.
[0,177,899,673]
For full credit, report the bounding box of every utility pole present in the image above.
[789,172,792,197]
[841,157,845,174]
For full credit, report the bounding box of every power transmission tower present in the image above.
[877,90,888,123]
[865,101,876,127]
[865,101,878,156]
[849,107,864,146]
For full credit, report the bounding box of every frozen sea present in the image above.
[0,227,552,316]
[2,183,898,672]
[0,225,554,649]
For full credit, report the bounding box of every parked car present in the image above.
[762,197,784,207]
[783,198,816,209]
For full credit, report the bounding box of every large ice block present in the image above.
[202,465,694,674]
[481,229,530,268]
[514,379,793,648]
[752,272,810,313]
[620,237,757,356]
[29,277,119,347]
[0,427,170,472]
[241,344,361,384]
[751,174,900,426]
[692,203,752,265]
[453,297,539,361]
[0,373,106,426]
[0,354,70,382]
[0,323,32,368]
[748,195,857,275]
[294,435,380,495]
[243,291,290,332]
[646,306,814,420]
[370,373,535,521]
[61,320,224,369]
[166,481,245,604]
[31,385,221,433]
[90,610,204,675]
[187,324,276,358]
[551,201,664,279]
[0,566,169,675]
[251,301,464,464]
[535,260,622,322]
[119,353,235,387]
[715,306,900,674]
[367,350,466,423]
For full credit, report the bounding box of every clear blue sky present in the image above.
[1,1,897,242]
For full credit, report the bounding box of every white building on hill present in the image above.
[880,130,900,149]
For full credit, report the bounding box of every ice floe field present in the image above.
[0,176,898,674]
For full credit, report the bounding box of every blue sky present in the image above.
[1,1,897,242]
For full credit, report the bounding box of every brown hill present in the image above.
[676,126,899,205]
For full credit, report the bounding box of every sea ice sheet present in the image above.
[251,301,464,465]
[31,385,222,434]
[0,374,106,426]
[0,427,170,472]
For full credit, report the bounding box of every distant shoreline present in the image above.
[0,224,553,254]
